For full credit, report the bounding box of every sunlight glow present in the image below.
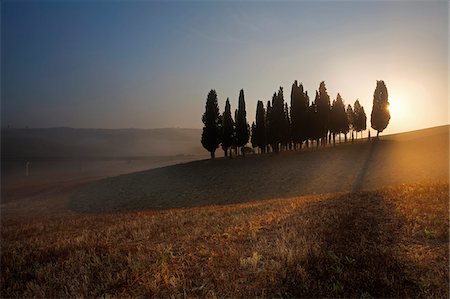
[387,98,400,120]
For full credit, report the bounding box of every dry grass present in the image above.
[1,182,448,298]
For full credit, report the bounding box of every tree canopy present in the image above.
[235,89,250,153]
[221,98,235,157]
[254,100,267,152]
[370,80,390,137]
[201,90,221,158]
[354,99,367,137]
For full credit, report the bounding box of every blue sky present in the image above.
[2,1,448,134]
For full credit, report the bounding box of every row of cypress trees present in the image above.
[201,80,390,158]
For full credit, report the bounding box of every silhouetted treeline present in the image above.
[202,80,389,158]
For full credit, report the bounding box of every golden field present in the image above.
[1,126,449,298]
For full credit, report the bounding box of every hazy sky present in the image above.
[2,1,448,134]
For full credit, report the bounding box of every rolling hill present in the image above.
[2,126,448,298]
[70,125,449,213]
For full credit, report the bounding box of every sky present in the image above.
[2,0,448,135]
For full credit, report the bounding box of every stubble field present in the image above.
[1,126,448,298]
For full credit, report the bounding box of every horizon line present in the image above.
[1,124,449,135]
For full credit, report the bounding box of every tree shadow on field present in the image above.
[70,144,377,213]
[272,190,426,298]
[352,141,377,192]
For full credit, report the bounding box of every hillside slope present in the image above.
[70,126,449,213]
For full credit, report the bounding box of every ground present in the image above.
[1,126,449,298]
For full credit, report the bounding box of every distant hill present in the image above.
[1,127,205,160]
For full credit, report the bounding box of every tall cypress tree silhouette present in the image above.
[290,80,302,149]
[371,80,390,137]
[201,90,221,159]
[335,93,349,142]
[271,87,285,152]
[309,91,321,147]
[283,102,292,150]
[232,108,239,156]
[250,122,257,149]
[330,98,339,145]
[359,106,367,138]
[300,89,310,147]
[346,104,355,141]
[317,81,331,146]
[235,89,250,156]
[354,100,367,139]
[266,100,273,152]
[255,100,267,153]
[291,81,309,149]
[221,98,235,157]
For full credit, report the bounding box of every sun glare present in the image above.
[388,97,400,119]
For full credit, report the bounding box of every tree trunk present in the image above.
[210,151,215,159]
[377,131,379,138]
[224,149,228,157]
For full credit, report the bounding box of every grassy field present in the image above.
[1,183,448,297]
[1,126,449,297]
[70,126,448,213]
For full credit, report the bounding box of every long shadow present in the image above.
[69,144,372,213]
[352,140,377,192]
[264,190,437,298]
[69,134,447,213]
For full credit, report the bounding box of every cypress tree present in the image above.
[309,91,321,147]
[255,100,267,153]
[360,106,367,136]
[317,81,331,146]
[271,87,285,152]
[266,100,273,152]
[354,100,362,139]
[290,80,302,148]
[283,102,292,150]
[346,104,355,142]
[370,80,390,137]
[335,93,349,142]
[232,108,239,156]
[201,90,221,159]
[235,89,250,155]
[330,99,338,145]
[221,98,235,157]
[300,89,310,146]
[250,122,257,149]
[291,81,309,149]
[354,100,367,139]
